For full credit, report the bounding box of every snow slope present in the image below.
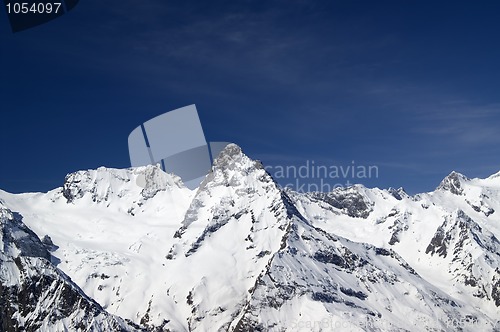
[0,144,499,331]
[0,207,138,331]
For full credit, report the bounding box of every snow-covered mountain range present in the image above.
[1,144,499,331]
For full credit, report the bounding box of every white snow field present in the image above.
[1,144,499,331]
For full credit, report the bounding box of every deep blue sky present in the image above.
[1,1,500,194]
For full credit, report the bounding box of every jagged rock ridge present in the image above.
[0,144,499,331]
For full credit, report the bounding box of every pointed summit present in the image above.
[436,171,469,195]
[388,187,408,200]
[197,143,267,190]
[211,143,263,170]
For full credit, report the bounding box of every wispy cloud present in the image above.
[413,102,500,145]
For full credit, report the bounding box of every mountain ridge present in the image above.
[0,144,499,331]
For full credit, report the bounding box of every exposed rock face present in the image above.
[62,165,186,204]
[425,210,500,306]
[437,171,469,195]
[307,186,374,218]
[0,145,500,331]
[0,208,136,331]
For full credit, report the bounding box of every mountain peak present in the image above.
[211,143,261,170]
[215,143,241,158]
[2,147,500,330]
[436,171,469,195]
[62,164,187,205]
[387,187,408,200]
[196,144,265,190]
